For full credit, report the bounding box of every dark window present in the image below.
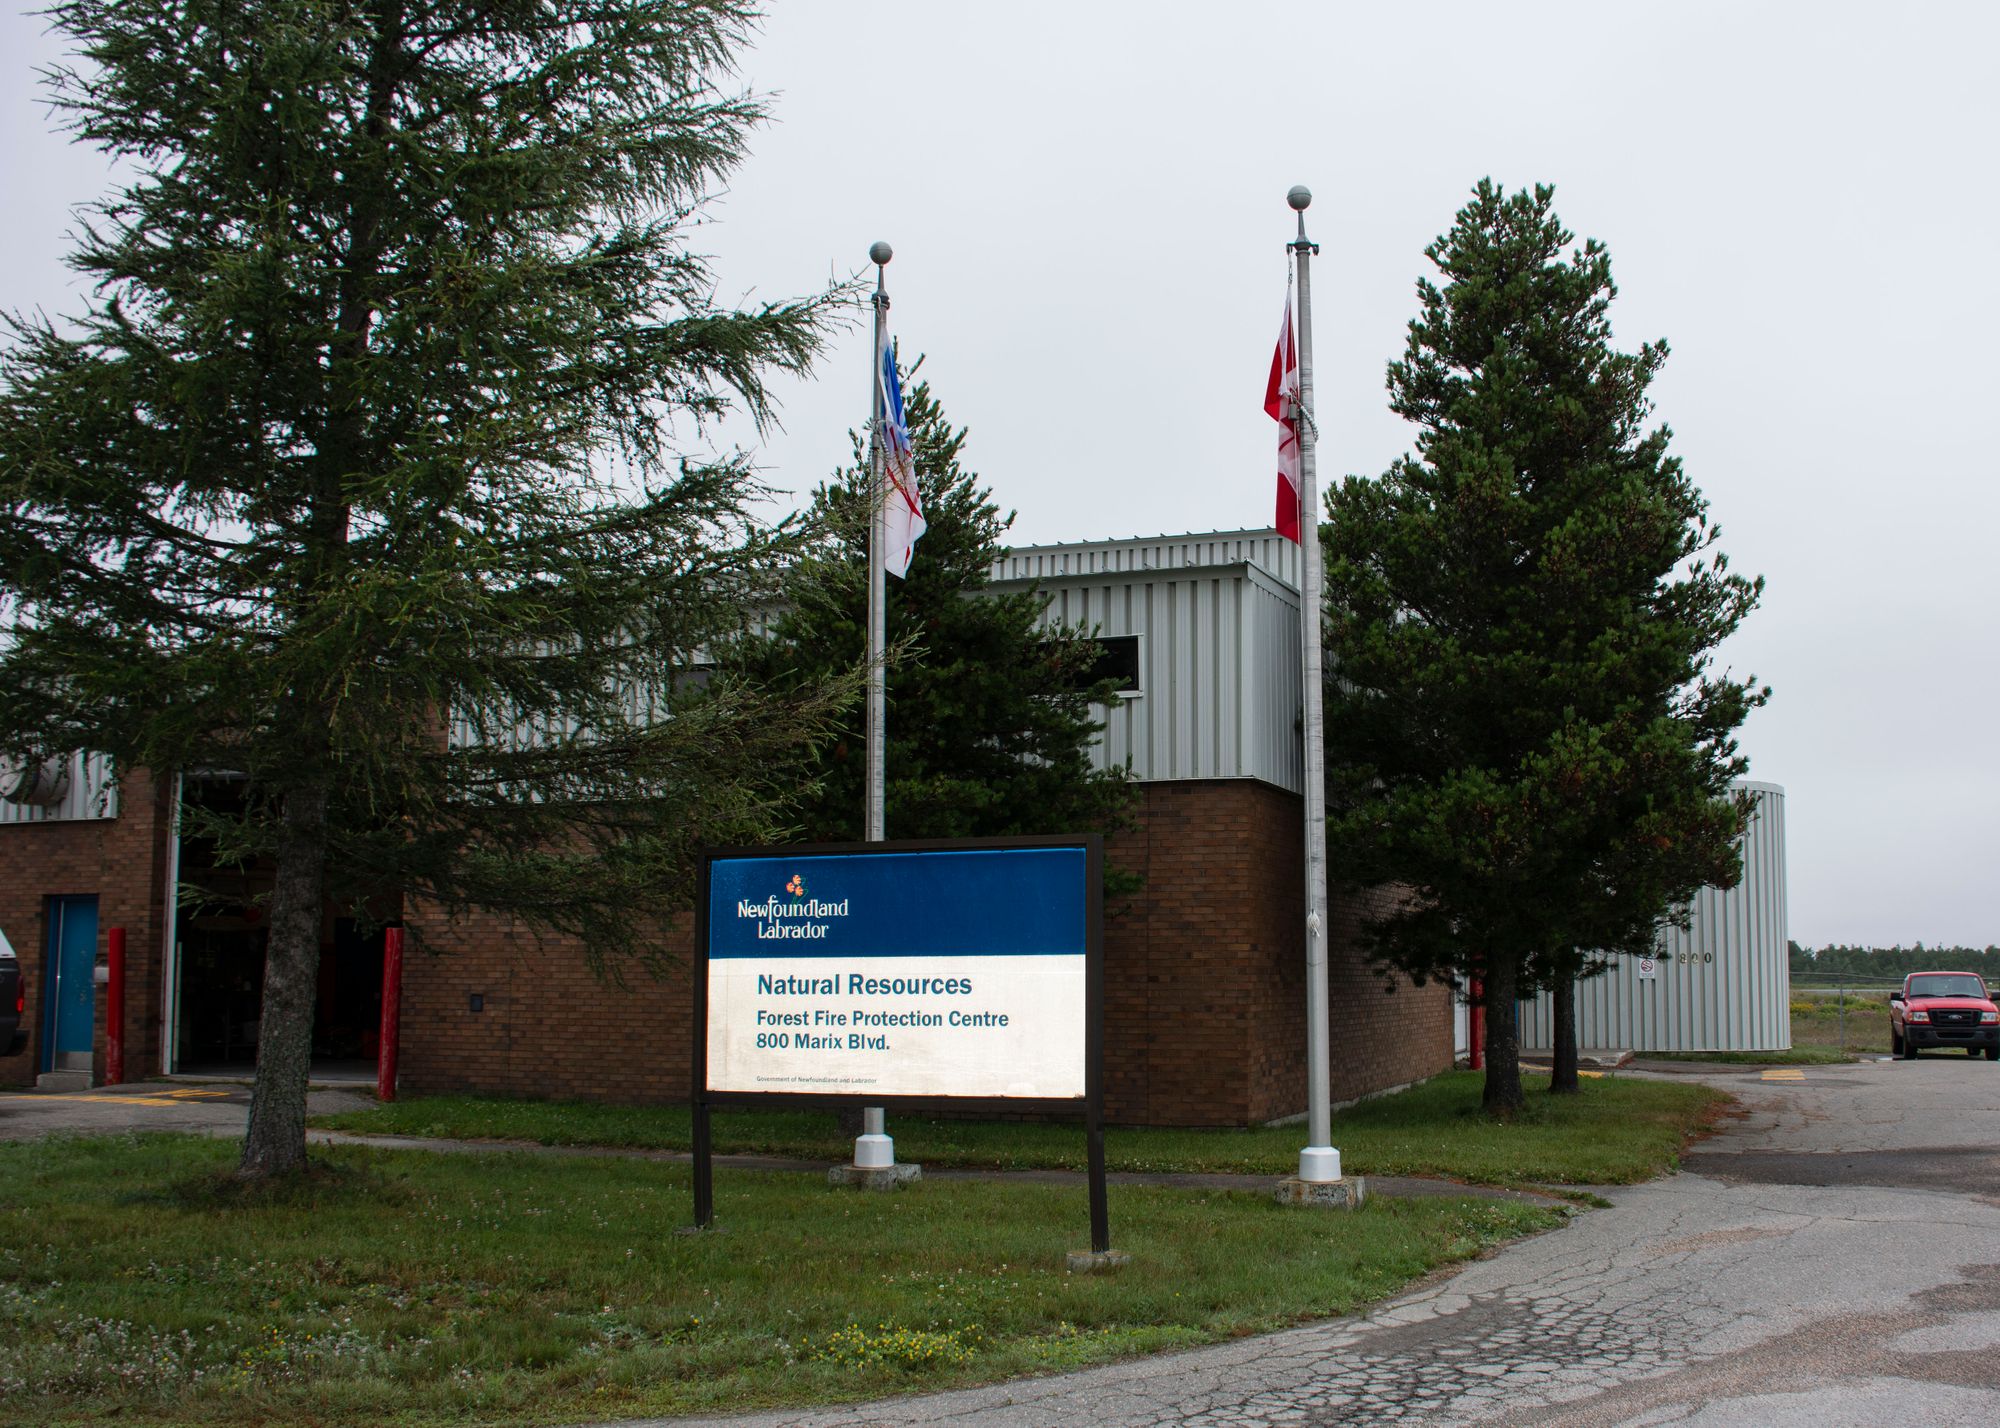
[1085,635,1141,695]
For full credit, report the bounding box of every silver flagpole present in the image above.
[1290,186,1341,1185]
[855,240,895,1172]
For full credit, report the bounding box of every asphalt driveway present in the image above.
[631,1058,2000,1427]
[0,1080,373,1139]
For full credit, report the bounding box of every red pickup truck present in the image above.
[1889,972,2000,1060]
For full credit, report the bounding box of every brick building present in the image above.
[1,529,1458,1121]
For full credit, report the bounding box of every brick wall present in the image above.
[1100,780,1453,1125]
[0,770,173,1087]
[398,904,695,1104]
[399,778,1455,1125]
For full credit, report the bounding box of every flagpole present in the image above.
[1290,185,1341,1185]
[855,240,895,1173]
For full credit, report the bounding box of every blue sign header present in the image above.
[707,846,1087,960]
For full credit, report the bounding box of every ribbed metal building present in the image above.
[990,534,1792,1056]
[987,530,1306,790]
[0,752,119,826]
[1519,781,1790,1053]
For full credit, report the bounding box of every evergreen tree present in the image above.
[1321,181,1767,1114]
[738,373,1135,850]
[0,0,851,1176]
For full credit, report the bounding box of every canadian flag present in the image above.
[1263,299,1302,543]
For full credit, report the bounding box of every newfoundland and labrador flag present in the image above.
[877,330,926,578]
[1264,299,1302,544]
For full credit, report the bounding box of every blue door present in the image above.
[40,895,98,1073]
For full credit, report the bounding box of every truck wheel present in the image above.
[1891,1028,1901,1057]
[1987,1045,1999,1062]
[1903,1036,1919,1060]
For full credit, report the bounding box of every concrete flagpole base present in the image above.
[827,1162,922,1190]
[1273,1175,1367,1209]
[1065,1249,1131,1273]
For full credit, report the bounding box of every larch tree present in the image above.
[0,0,854,1177]
[1320,181,1767,1115]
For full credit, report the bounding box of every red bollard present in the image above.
[377,927,403,1102]
[1468,975,1485,1072]
[106,926,126,1085]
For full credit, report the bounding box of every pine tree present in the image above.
[1321,181,1767,1115]
[0,0,852,1176]
[737,373,1135,850]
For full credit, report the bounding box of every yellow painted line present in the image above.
[1761,1069,1806,1082]
[0,1093,211,1107]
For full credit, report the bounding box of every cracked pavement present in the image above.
[636,1058,2000,1427]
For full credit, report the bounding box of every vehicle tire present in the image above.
[1987,1045,1999,1062]
[1891,1028,1902,1057]
[1903,1035,1919,1060]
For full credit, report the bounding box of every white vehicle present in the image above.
[0,926,24,1059]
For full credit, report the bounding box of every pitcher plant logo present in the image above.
[737,871,848,937]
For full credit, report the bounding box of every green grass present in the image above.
[316,1070,1724,1187]
[1789,990,1893,1057]
[0,1132,1562,1428]
[1618,995,1898,1064]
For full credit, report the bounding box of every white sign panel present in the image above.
[703,845,1090,1101]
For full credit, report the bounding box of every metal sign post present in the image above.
[689,835,1112,1262]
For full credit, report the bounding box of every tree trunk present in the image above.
[239,784,328,1178]
[1551,966,1580,1094]
[1480,953,1524,1116]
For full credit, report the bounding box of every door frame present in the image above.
[39,893,100,1074]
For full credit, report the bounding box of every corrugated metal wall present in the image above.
[991,530,1303,792]
[1519,782,1790,1052]
[0,751,120,824]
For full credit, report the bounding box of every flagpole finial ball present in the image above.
[869,241,893,266]
[1287,185,1312,212]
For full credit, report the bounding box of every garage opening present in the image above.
[169,773,391,1081]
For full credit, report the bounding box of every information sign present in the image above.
[690,836,1107,1244]
[702,842,1090,1101]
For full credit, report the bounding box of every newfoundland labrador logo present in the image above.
[737,875,850,940]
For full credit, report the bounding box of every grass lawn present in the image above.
[0,1132,1561,1428]
[316,1070,1725,1187]
[1788,990,1893,1058]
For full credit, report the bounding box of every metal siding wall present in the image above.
[1249,575,1303,792]
[0,752,120,824]
[1518,783,1789,1052]
[998,531,1304,792]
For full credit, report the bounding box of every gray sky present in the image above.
[4,2,1995,948]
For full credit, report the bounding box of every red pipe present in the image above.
[377,927,404,1102]
[1469,975,1485,1071]
[106,926,126,1085]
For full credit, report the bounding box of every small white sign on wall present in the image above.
[1636,956,1658,979]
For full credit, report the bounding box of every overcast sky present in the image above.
[4,2,1995,948]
